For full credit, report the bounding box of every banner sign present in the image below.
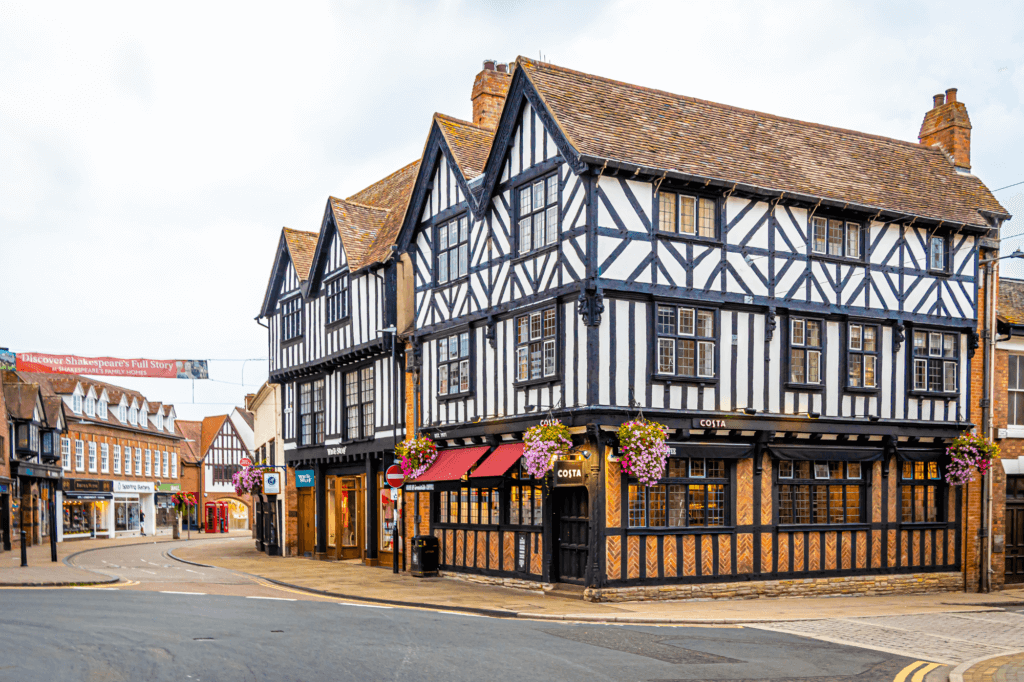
[14,353,209,379]
[0,350,14,371]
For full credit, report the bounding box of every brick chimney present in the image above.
[918,87,973,170]
[471,59,512,130]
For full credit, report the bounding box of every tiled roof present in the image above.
[1000,278,1024,325]
[42,396,63,429]
[2,383,40,421]
[517,57,1008,228]
[236,408,254,430]
[176,419,203,464]
[435,113,494,179]
[282,227,319,282]
[329,197,387,271]
[200,414,228,457]
[346,160,420,270]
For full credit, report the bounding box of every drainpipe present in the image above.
[983,258,993,592]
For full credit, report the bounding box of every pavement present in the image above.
[0,530,251,585]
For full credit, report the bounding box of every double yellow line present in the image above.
[894,661,941,682]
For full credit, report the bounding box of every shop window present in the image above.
[900,461,944,523]
[777,461,864,524]
[63,498,110,537]
[515,307,558,382]
[912,330,958,393]
[379,473,398,552]
[628,457,728,528]
[789,318,822,385]
[655,305,715,378]
[438,487,502,526]
[437,331,472,396]
[847,323,879,388]
[517,174,559,256]
[437,215,470,284]
[508,460,544,526]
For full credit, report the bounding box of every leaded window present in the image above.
[360,367,375,438]
[811,217,862,259]
[848,323,879,388]
[790,318,822,385]
[282,296,302,341]
[299,379,325,446]
[437,331,471,396]
[901,461,944,523]
[628,457,728,528]
[912,330,957,393]
[657,191,716,238]
[515,307,557,382]
[437,215,469,284]
[929,236,948,271]
[655,305,715,378]
[326,274,350,323]
[518,174,559,255]
[438,487,501,526]
[778,461,864,525]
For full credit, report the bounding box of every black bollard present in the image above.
[50,501,58,562]
[20,530,27,567]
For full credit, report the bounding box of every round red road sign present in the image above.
[385,464,405,488]
[239,457,252,467]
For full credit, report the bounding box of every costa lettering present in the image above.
[697,419,727,429]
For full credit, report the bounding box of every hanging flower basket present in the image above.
[523,421,573,479]
[617,419,670,487]
[397,435,439,479]
[170,492,198,515]
[232,465,272,496]
[945,431,999,486]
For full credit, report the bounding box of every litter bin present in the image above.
[410,534,439,577]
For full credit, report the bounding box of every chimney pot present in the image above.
[483,59,496,71]
[496,63,507,74]
[933,93,945,108]
[920,87,972,169]
[945,87,958,103]
[472,60,512,130]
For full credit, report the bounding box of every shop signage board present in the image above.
[553,460,585,486]
[295,470,314,488]
[0,482,9,494]
[156,483,181,492]
[64,479,114,493]
[262,471,281,495]
[113,481,155,493]
[385,465,405,488]
[240,457,252,467]
[406,483,434,491]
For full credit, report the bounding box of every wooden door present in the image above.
[554,487,589,584]
[336,477,364,560]
[298,488,315,557]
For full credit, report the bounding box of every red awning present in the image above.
[415,446,490,482]
[470,443,525,478]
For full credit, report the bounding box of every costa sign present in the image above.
[553,461,584,486]
[693,418,728,429]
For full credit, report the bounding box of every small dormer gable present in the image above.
[140,401,149,427]
[71,382,84,415]
[97,389,109,420]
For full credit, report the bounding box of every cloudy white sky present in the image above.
[1,1,1022,420]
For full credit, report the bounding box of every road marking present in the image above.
[185,569,202,574]
[160,591,206,595]
[71,587,119,590]
[911,663,940,682]
[138,569,156,575]
[894,661,940,682]
[246,596,297,601]
[337,602,393,609]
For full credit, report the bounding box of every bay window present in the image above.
[655,305,715,378]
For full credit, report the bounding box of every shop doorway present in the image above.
[552,487,589,584]
[328,476,364,561]
[1006,476,1024,584]
[297,487,315,557]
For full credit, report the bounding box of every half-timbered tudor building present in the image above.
[393,59,1011,599]
[259,162,420,563]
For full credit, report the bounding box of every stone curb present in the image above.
[949,649,1024,682]
[0,576,120,587]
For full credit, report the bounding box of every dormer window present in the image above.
[140,409,148,428]
[129,407,138,425]
[119,404,127,422]
[157,412,163,429]
[72,394,82,415]
[167,415,175,432]
[98,400,107,419]
[85,397,96,418]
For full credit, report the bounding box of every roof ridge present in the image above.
[332,196,389,213]
[345,159,420,204]
[434,112,490,131]
[517,56,935,153]
[283,226,318,237]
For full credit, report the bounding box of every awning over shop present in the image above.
[768,446,884,462]
[415,446,490,482]
[470,443,525,478]
[666,443,754,460]
[895,448,948,462]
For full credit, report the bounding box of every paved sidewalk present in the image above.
[955,652,1024,682]
[174,538,1024,624]
[0,531,251,585]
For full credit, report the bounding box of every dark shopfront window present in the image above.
[628,458,728,528]
[901,461,944,523]
[778,461,864,525]
[436,461,543,527]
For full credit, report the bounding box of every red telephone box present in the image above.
[204,501,229,533]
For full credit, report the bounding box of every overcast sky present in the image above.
[1,0,1022,420]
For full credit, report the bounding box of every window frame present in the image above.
[113,444,121,475]
[344,365,375,441]
[655,190,720,242]
[436,329,474,399]
[1009,354,1024,427]
[513,305,561,387]
[928,235,950,274]
[809,216,864,262]
[325,272,351,326]
[75,440,84,472]
[910,328,959,396]
[61,437,71,471]
[514,173,560,258]
[281,295,303,342]
[436,214,471,285]
[787,317,825,389]
[846,322,880,391]
[899,460,946,525]
[627,456,731,530]
[298,378,326,447]
[652,303,717,382]
[776,460,867,527]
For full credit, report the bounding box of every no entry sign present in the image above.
[240,457,252,467]
[385,465,405,488]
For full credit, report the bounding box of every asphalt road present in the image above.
[0,541,924,682]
